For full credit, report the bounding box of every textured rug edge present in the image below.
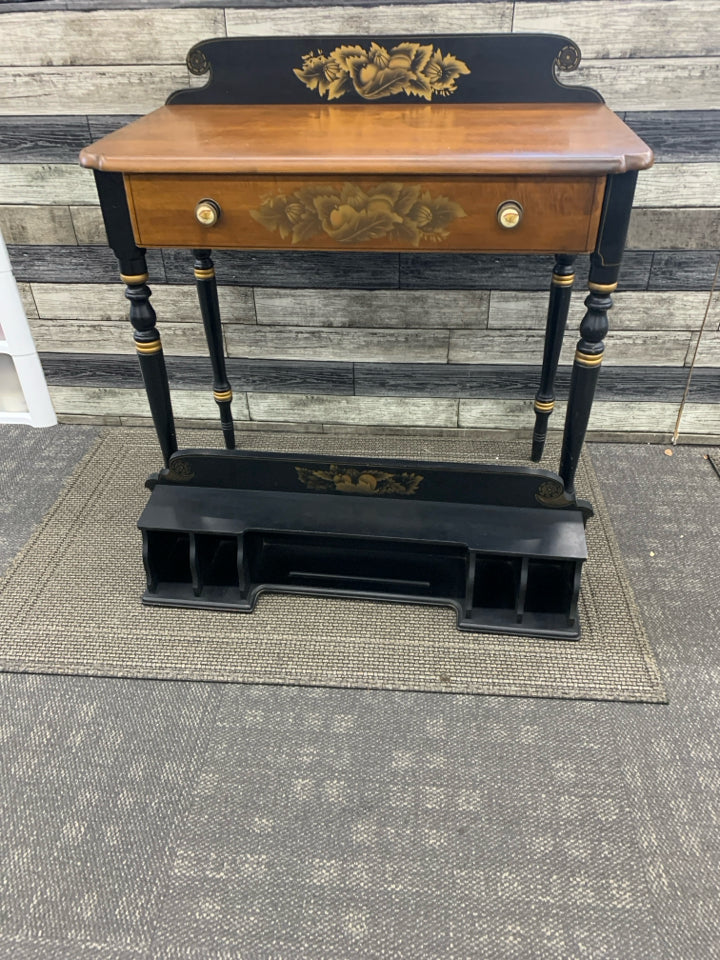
[0,428,668,703]
[0,658,668,703]
[584,445,668,703]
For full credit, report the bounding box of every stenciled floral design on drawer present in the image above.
[294,42,471,101]
[250,182,467,246]
[296,464,424,496]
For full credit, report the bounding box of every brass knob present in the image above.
[195,198,221,227]
[497,200,523,229]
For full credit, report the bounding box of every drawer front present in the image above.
[126,174,605,253]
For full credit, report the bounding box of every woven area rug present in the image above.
[0,428,666,702]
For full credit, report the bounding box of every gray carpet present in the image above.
[1,425,719,959]
[0,424,99,576]
[0,428,664,702]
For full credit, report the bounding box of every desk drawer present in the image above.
[125,174,605,254]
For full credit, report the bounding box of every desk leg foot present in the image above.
[122,265,178,467]
[194,250,235,450]
[531,254,576,462]
[559,280,615,495]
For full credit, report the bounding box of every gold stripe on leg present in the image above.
[136,339,163,355]
[575,349,603,368]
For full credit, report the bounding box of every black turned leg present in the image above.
[558,279,613,494]
[94,170,177,466]
[122,264,178,467]
[193,249,235,450]
[531,254,576,462]
[558,171,637,495]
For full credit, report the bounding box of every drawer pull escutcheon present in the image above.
[195,198,221,227]
[497,200,523,229]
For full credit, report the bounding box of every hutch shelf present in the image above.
[79,34,653,639]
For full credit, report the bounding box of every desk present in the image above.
[79,33,652,639]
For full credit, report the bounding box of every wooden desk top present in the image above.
[79,102,653,177]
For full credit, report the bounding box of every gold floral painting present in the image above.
[296,464,424,496]
[294,42,471,101]
[250,181,467,246]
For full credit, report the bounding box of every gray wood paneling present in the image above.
[162,249,400,289]
[0,116,91,163]
[55,413,124,426]
[694,332,720,366]
[449,329,693,366]
[225,325,450,363]
[69,205,105,245]
[354,363,720,402]
[164,390,247,422]
[401,254,556,291]
[679,402,720,433]
[624,111,720,162]
[0,9,226,66]
[488,291,718,331]
[399,253,654,291]
[513,1,720,58]
[39,353,355,394]
[47,385,153,417]
[649,251,720,291]
[2,0,540,10]
[634,163,720,209]
[36,351,720,403]
[0,66,189,115]
[176,357,354,394]
[568,58,720,112]
[47,384,251,420]
[359,362,513,399]
[29,282,255,323]
[2,1,68,11]
[254,288,489,328]
[12,246,718,294]
[458,398,680,432]
[8,245,166,283]
[221,359,353,395]
[225,2,513,34]
[87,115,141,140]
[16,282,38,319]
[40,352,146,387]
[0,163,95,204]
[628,209,720,251]
[28,318,211,355]
[247,393,458,427]
[1,1,716,435]
[0,204,76,245]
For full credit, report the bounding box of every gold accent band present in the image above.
[121,272,148,285]
[552,273,575,287]
[588,281,617,293]
[213,389,233,402]
[194,267,215,280]
[575,349,603,367]
[534,399,555,412]
[135,339,162,355]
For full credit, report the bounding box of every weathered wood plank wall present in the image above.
[1,0,718,439]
